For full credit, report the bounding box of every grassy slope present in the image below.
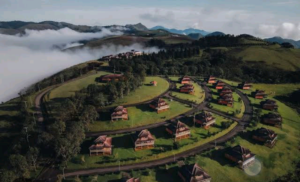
[171,82,205,104]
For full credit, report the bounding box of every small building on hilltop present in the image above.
[219,86,233,96]
[178,163,211,182]
[149,98,170,113]
[180,84,195,95]
[238,82,252,90]
[166,121,191,141]
[252,127,278,148]
[252,90,267,99]
[218,94,234,107]
[111,106,128,121]
[225,145,256,169]
[261,99,278,111]
[262,112,282,127]
[89,135,112,156]
[150,80,158,86]
[181,76,192,84]
[214,81,226,90]
[207,76,217,84]
[101,74,125,82]
[194,111,216,129]
[133,129,155,151]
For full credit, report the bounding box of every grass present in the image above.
[170,82,205,104]
[88,100,191,132]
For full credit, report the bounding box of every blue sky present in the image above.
[1,0,299,39]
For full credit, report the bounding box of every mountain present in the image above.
[264,36,300,48]
[151,26,210,36]
[187,33,203,40]
[125,23,148,31]
[205,31,225,37]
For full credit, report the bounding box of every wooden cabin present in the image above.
[194,112,216,129]
[111,106,128,121]
[225,145,256,169]
[252,90,267,99]
[218,94,234,107]
[238,82,252,90]
[214,81,226,90]
[252,127,278,148]
[89,135,112,156]
[262,112,282,127]
[261,99,278,110]
[219,86,233,96]
[150,80,158,86]
[178,163,211,182]
[149,98,170,113]
[180,84,195,95]
[207,76,217,84]
[101,74,125,82]
[181,76,192,84]
[166,121,191,141]
[133,130,155,151]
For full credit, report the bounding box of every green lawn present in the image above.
[170,82,205,104]
[88,100,191,132]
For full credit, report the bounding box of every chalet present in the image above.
[207,76,217,84]
[252,90,267,99]
[219,86,232,96]
[101,74,125,82]
[225,145,256,169]
[261,99,278,110]
[252,127,278,148]
[194,112,216,129]
[89,135,112,156]
[99,50,143,61]
[181,76,192,84]
[149,98,170,113]
[166,121,191,141]
[218,94,234,107]
[214,81,226,90]
[238,82,252,90]
[133,129,155,151]
[111,106,128,121]
[178,163,211,182]
[180,84,195,94]
[150,80,158,86]
[262,112,282,127]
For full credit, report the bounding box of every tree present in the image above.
[79,105,98,129]
[9,154,30,179]
[0,171,16,182]
[26,147,39,171]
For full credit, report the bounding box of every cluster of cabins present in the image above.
[99,50,143,61]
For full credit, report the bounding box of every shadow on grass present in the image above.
[135,104,155,112]
[113,134,134,149]
[149,126,170,139]
[155,166,182,182]
[239,131,261,146]
[203,147,236,167]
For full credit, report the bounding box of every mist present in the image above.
[0,29,159,103]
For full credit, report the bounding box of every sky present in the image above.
[0,0,300,39]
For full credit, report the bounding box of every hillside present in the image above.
[265,36,300,48]
[151,26,210,36]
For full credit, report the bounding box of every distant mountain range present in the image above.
[264,36,300,48]
[151,26,210,36]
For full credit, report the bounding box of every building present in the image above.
[218,94,234,107]
[101,74,125,82]
[111,106,128,121]
[238,82,252,90]
[149,98,170,113]
[150,80,158,86]
[252,90,267,99]
[214,81,226,90]
[252,127,278,148]
[181,76,192,84]
[99,50,143,61]
[89,135,112,156]
[125,178,140,182]
[194,112,216,129]
[219,86,232,96]
[133,129,155,151]
[178,163,211,182]
[207,76,217,84]
[261,99,278,110]
[262,112,282,127]
[225,145,256,169]
[180,84,195,95]
[166,121,191,141]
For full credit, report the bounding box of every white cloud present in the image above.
[255,22,300,39]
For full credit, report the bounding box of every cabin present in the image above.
[238,82,252,90]
[101,74,125,82]
[194,112,216,129]
[89,135,112,156]
[262,112,282,127]
[261,99,278,111]
[214,81,226,90]
[180,84,195,95]
[150,80,158,86]
[166,121,191,141]
[99,55,114,61]
[149,98,170,113]
[225,145,256,169]
[252,127,278,148]
[219,86,232,96]
[133,129,155,151]
[181,76,192,84]
[178,163,211,182]
[207,76,217,84]
[111,106,128,121]
[252,90,267,99]
[218,94,234,107]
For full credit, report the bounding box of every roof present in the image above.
[253,127,277,140]
[126,178,140,182]
[135,129,154,143]
[89,136,112,150]
[195,112,215,123]
[150,81,157,84]
[150,98,168,107]
[167,121,190,134]
[182,76,191,81]
[111,106,128,117]
[264,112,282,120]
[179,163,211,182]
[263,99,277,105]
[227,145,255,162]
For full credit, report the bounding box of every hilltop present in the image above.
[265,36,300,48]
[151,26,210,36]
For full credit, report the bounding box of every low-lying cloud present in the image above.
[0,29,159,103]
[255,22,300,40]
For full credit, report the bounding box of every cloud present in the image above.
[0,29,159,103]
[139,9,175,24]
[255,22,300,39]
